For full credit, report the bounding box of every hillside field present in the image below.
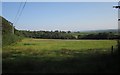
[2,39,119,73]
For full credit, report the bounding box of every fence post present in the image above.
[111,46,114,55]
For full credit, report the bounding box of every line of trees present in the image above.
[78,32,118,40]
[15,30,76,39]
[15,30,119,40]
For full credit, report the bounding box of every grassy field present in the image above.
[3,38,119,73]
[3,38,117,50]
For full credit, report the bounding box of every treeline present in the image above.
[78,32,119,40]
[15,30,119,40]
[15,30,76,39]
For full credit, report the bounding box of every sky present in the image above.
[2,0,119,2]
[0,2,1,17]
[2,2,118,31]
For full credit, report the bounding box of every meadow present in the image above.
[2,38,119,73]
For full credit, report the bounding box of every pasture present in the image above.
[2,39,119,73]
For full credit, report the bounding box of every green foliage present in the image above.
[18,30,118,40]
[2,16,13,34]
[2,16,23,46]
[2,34,23,46]
[19,30,76,39]
[78,32,118,39]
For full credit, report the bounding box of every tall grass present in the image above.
[2,34,23,46]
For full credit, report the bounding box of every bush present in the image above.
[2,34,23,46]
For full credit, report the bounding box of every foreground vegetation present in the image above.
[3,39,119,73]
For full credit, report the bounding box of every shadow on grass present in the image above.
[2,49,119,74]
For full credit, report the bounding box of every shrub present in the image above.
[2,34,23,46]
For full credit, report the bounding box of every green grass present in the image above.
[3,38,119,73]
[4,38,117,50]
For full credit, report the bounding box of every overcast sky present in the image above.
[2,2,118,31]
